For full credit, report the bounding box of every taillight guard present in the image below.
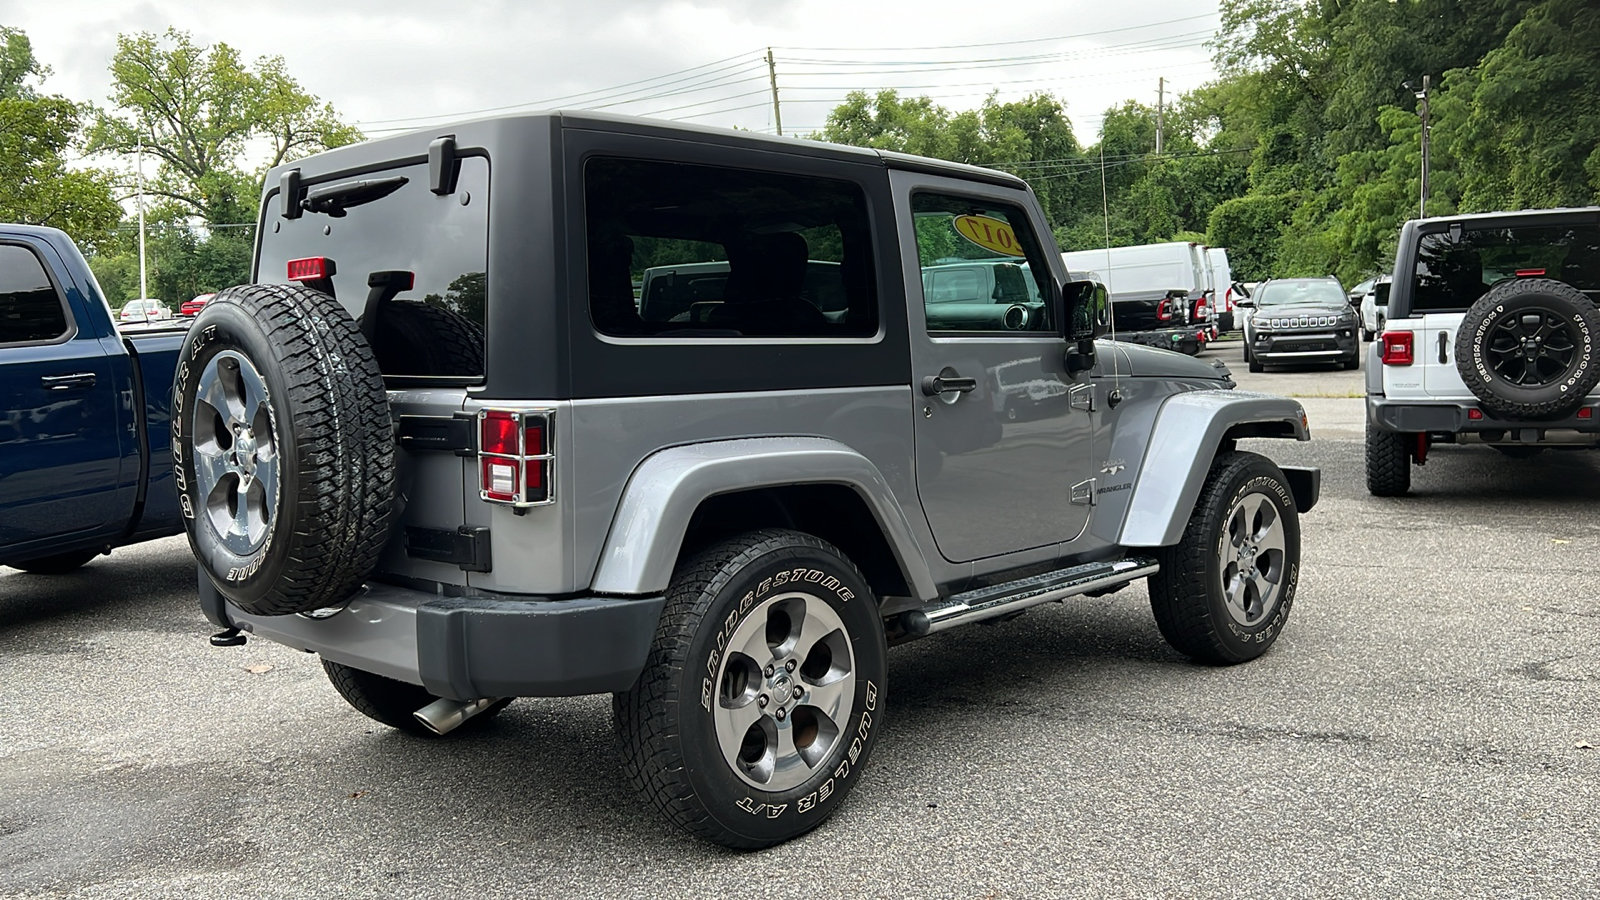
[478,408,555,507]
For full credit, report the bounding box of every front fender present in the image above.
[1118,390,1309,547]
[590,437,937,600]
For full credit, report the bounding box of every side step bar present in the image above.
[903,556,1159,636]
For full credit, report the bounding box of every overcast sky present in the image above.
[3,0,1221,161]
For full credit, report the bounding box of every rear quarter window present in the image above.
[257,156,490,379]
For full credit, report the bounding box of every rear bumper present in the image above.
[201,573,664,700]
[1366,397,1600,441]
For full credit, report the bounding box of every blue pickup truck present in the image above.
[0,225,186,573]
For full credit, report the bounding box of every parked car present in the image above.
[1347,276,1376,309]
[0,226,187,573]
[119,298,172,321]
[1061,241,1211,354]
[1239,277,1361,372]
[180,292,215,316]
[1359,275,1390,341]
[1365,207,1600,495]
[189,111,1317,850]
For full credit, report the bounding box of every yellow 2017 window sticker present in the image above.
[952,214,1026,258]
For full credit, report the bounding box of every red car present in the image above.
[180,293,215,317]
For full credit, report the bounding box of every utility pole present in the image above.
[1415,74,1431,218]
[136,132,148,308]
[1155,77,1164,156]
[766,48,783,137]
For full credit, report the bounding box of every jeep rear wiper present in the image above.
[301,176,409,217]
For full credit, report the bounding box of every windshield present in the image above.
[1255,280,1345,307]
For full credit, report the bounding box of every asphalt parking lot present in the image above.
[3,340,1598,899]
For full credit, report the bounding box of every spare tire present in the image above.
[174,283,395,616]
[1455,278,1600,420]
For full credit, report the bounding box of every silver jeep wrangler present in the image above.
[182,112,1319,849]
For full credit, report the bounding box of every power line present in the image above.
[776,12,1218,52]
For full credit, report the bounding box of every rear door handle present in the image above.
[1437,331,1449,364]
[921,374,977,396]
[40,372,96,390]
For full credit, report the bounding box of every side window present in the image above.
[912,192,1053,334]
[0,244,69,345]
[585,158,878,338]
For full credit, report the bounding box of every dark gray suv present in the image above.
[1240,277,1362,372]
[179,111,1319,849]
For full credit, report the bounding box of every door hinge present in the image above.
[397,412,477,456]
[405,526,492,572]
[1069,383,1095,411]
[1070,478,1097,506]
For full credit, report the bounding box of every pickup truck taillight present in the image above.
[1380,331,1414,366]
[478,409,554,507]
[1157,298,1174,322]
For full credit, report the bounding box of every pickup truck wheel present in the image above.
[1456,278,1600,420]
[614,529,886,849]
[1365,420,1412,496]
[321,660,509,737]
[175,283,395,616]
[1149,451,1299,665]
[8,549,99,574]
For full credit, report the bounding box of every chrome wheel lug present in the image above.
[784,659,796,673]
[792,686,803,699]
[774,708,786,721]
[763,664,775,677]
[758,694,768,708]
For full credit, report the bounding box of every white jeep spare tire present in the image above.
[175,283,395,616]
[1455,278,1600,420]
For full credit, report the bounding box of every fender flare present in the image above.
[590,437,937,600]
[1118,390,1310,547]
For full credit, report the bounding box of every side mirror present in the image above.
[1061,278,1109,341]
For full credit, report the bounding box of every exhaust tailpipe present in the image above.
[413,696,501,735]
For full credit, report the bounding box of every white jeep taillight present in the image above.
[478,408,554,507]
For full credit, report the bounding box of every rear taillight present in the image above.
[1157,299,1173,322]
[1195,300,1208,319]
[478,408,554,507]
[1381,331,1414,366]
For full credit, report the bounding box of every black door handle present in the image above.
[921,374,978,396]
[40,372,96,391]
[1437,331,1449,364]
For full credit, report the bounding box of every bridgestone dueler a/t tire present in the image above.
[174,283,395,616]
[1365,420,1412,497]
[1148,451,1300,665]
[614,529,887,850]
[322,660,509,737]
[1456,278,1600,420]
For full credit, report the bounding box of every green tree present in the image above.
[0,27,120,246]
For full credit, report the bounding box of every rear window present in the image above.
[0,244,69,345]
[1412,223,1600,312]
[584,157,878,338]
[257,157,489,379]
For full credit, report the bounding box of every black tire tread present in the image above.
[1365,420,1412,496]
[374,301,484,376]
[1148,451,1290,665]
[613,528,867,850]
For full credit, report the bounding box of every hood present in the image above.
[1251,303,1351,321]
[1100,340,1231,382]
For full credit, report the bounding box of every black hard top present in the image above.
[1388,207,1600,318]
[263,110,1027,190]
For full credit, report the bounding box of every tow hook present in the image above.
[209,627,247,647]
